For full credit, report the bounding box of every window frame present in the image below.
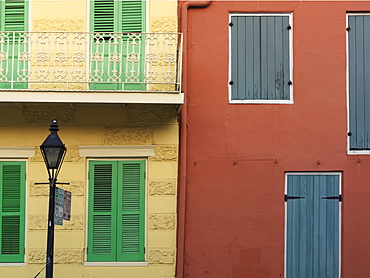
[85,158,147,266]
[346,13,370,154]
[228,13,293,104]
[0,160,26,265]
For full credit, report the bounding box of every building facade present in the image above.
[0,1,181,277]
[178,1,370,277]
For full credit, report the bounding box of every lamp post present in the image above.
[40,119,67,278]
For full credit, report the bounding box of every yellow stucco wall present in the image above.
[0,1,179,277]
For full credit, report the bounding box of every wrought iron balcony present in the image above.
[0,31,183,104]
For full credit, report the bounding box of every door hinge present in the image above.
[322,195,342,202]
[229,22,233,27]
[285,195,305,202]
[287,25,292,30]
[346,27,351,32]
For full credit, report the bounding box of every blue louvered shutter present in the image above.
[348,15,370,150]
[286,174,340,278]
[88,161,117,262]
[0,161,25,263]
[230,15,291,101]
[117,161,145,261]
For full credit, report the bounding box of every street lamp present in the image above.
[40,119,66,278]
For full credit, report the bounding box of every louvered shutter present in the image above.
[88,162,117,262]
[0,0,27,89]
[348,15,370,150]
[92,0,115,33]
[0,161,25,263]
[230,15,290,101]
[117,161,145,261]
[121,1,144,33]
[4,0,26,32]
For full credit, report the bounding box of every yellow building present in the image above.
[0,0,181,277]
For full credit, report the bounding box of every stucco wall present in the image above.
[0,0,179,277]
[183,1,370,277]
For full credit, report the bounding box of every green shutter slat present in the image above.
[92,215,112,254]
[2,216,20,255]
[0,161,25,263]
[2,165,21,212]
[4,0,26,32]
[88,161,117,262]
[121,1,143,33]
[121,214,140,253]
[92,0,115,33]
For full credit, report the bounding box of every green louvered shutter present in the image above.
[4,0,26,32]
[0,161,25,263]
[90,0,145,90]
[230,15,291,101]
[117,161,145,261]
[121,1,144,33]
[0,0,27,89]
[92,0,115,33]
[88,161,117,262]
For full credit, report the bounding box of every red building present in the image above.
[177,1,370,277]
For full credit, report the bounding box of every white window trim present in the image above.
[346,13,370,155]
[284,172,342,278]
[79,145,155,157]
[0,146,35,158]
[84,158,148,265]
[228,13,293,104]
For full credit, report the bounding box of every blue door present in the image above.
[286,173,340,278]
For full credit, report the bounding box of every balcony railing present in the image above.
[0,32,182,92]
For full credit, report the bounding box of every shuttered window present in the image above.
[91,0,144,33]
[229,14,292,103]
[90,0,145,90]
[87,160,145,262]
[0,0,28,89]
[348,15,370,150]
[0,161,26,263]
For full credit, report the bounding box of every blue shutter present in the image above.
[230,15,290,101]
[286,174,340,278]
[348,15,370,150]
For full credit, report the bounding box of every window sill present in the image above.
[229,99,293,104]
[84,261,148,267]
[348,150,370,155]
[0,263,26,267]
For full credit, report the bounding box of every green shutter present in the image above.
[117,161,145,261]
[88,160,145,262]
[4,0,26,32]
[0,161,25,263]
[88,161,117,262]
[92,0,115,33]
[0,0,28,89]
[90,0,145,90]
[121,1,144,33]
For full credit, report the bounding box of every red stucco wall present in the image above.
[181,1,370,277]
